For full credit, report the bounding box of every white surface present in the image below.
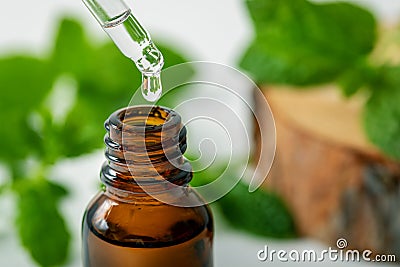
[1,0,400,266]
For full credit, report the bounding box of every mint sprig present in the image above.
[240,0,400,160]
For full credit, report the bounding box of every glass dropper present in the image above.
[82,0,164,102]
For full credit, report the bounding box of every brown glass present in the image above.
[82,106,214,267]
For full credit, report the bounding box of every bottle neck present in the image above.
[100,106,192,194]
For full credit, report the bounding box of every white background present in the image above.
[1,0,400,266]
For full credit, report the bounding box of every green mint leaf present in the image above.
[190,161,295,238]
[339,69,367,97]
[218,182,296,238]
[338,60,377,97]
[50,18,92,76]
[240,0,376,85]
[190,162,226,187]
[56,98,109,157]
[364,66,400,160]
[0,183,8,195]
[15,179,70,267]
[0,56,54,162]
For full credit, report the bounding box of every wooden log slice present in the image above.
[255,85,400,256]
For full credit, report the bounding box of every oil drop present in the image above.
[142,73,162,102]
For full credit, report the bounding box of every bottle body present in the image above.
[82,106,214,266]
[82,189,213,267]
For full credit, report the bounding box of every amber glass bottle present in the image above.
[82,106,213,267]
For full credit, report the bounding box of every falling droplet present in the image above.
[141,73,162,102]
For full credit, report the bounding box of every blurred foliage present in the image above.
[364,66,400,159]
[0,17,188,266]
[218,182,296,238]
[240,0,400,160]
[14,179,70,266]
[240,0,376,85]
[190,161,296,238]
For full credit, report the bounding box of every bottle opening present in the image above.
[107,105,179,134]
[102,105,191,192]
[119,106,172,129]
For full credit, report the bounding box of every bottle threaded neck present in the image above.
[101,106,192,192]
